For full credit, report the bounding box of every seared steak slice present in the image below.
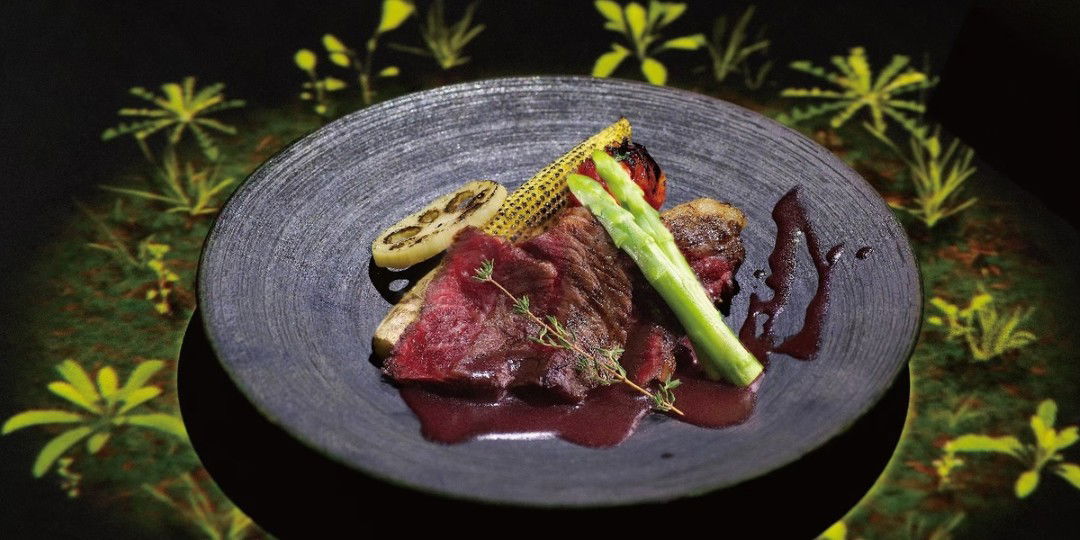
[664,198,746,301]
[622,198,747,384]
[621,322,677,386]
[384,199,746,400]
[385,208,633,401]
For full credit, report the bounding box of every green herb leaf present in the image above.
[513,295,531,315]
[47,382,103,414]
[472,259,494,281]
[56,359,101,405]
[294,49,317,71]
[86,431,110,454]
[1036,399,1057,428]
[1030,415,1057,452]
[322,33,348,52]
[1014,469,1039,498]
[2,410,84,434]
[819,521,847,540]
[595,0,626,32]
[1055,463,1080,490]
[658,2,687,26]
[1054,426,1078,452]
[96,366,119,405]
[117,386,163,415]
[593,43,631,77]
[117,360,165,401]
[324,77,347,91]
[659,34,705,51]
[122,414,189,441]
[32,427,93,477]
[330,52,351,67]
[945,434,1023,457]
[625,2,648,43]
[641,57,667,85]
[377,0,415,33]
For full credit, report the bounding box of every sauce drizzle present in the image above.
[397,186,840,447]
[738,187,843,362]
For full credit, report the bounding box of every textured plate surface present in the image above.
[198,76,920,506]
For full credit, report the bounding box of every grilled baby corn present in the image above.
[482,118,632,242]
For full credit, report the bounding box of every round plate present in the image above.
[198,76,920,506]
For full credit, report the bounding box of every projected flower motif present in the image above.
[592,1,706,86]
[2,359,187,477]
[944,399,1080,498]
[102,76,245,161]
[778,47,934,137]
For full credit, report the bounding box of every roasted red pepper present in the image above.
[571,141,667,210]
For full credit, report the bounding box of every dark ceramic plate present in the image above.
[198,76,920,506]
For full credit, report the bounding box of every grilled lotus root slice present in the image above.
[371,180,508,269]
[372,118,633,357]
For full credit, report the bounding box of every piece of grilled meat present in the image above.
[383,199,747,402]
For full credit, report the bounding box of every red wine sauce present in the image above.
[670,374,759,428]
[399,186,837,447]
[739,187,842,361]
[400,385,651,447]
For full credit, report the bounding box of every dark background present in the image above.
[2,0,1077,285]
[1,0,1078,536]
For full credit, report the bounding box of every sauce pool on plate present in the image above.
[395,187,845,447]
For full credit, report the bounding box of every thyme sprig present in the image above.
[472,259,683,415]
[654,376,682,411]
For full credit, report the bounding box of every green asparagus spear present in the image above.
[568,172,763,386]
[591,150,763,380]
[592,150,684,265]
[592,149,705,293]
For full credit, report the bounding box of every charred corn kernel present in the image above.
[372,180,507,268]
[482,117,631,242]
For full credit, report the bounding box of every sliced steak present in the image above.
[621,322,677,386]
[384,208,633,401]
[664,198,746,302]
[384,199,746,401]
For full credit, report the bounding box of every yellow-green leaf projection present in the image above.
[390,0,485,70]
[101,76,245,162]
[704,5,772,90]
[942,399,1080,499]
[869,125,978,228]
[295,0,415,112]
[592,1,704,85]
[101,147,234,218]
[927,288,1036,360]
[778,47,934,136]
[3,359,187,478]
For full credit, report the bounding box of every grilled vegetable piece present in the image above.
[574,141,667,210]
[372,270,435,358]
[568,168,763,387]
[592,150,683,264]
[482,118,632,242]
[373,118,634,357]
[372,180,507,268]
